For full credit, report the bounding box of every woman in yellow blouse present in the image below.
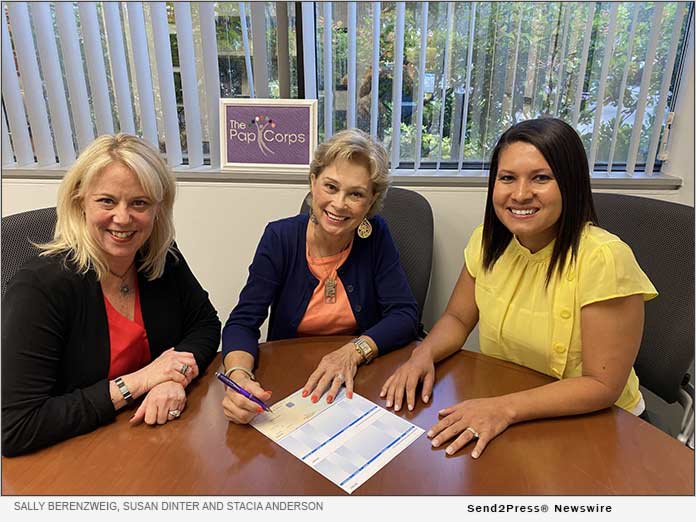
[381,118,657,459]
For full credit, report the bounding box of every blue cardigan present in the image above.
[222,214,419,363]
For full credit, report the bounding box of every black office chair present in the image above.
[301,187,434,336]
[593,193,694,446]
[1,207,57,298]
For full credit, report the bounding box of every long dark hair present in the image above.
[482,118,597,285]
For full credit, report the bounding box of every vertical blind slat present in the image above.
[436,2,454,166]
[301,2,317,99]
[571,3,596,127]
[150,2,182,166]
[276,2,290,98]
[102,2,135,135]
[414,1,428,170]
[2,104,15,166]
[54,2,94,151]
[6,3,55,165]
[645,4,685,176]
[626,3,665,175]
[0,10,34,165]
[125,2,158,147]
[346,2,357,129]
[323,2,333,137]
[32,2,75,165]
[250,2,269,98]
[369,2,381,139]
[389,2,405,171]
[77,2,114,136]
[588,3,619,174]
[1,8,33,165]
[457,3,477,172]
[199,2,221,169]
[502,4,522,122]
[552,6,571,115]
[607,4,640,175]
[238,2,255,97]
[173,3,203,167]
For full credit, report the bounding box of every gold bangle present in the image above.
[225,366,255,381]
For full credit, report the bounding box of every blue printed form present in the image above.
[250,388,424,494]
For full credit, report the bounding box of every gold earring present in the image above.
[357,217,372,239]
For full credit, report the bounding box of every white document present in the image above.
[251,388,424,494]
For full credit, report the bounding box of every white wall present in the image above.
[2,178,692,350]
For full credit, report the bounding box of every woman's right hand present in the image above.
[135,348,199,392]
[221,372,272,424]
[380,344,436,412]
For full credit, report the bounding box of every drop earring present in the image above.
[357,217,372,239]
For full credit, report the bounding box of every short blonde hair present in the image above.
[39,134,176,281]
[307,128,390,217]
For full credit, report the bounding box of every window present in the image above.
[1,1,692,181]
[311,2,692,176]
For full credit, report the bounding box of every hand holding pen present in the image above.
[219,371,273,424]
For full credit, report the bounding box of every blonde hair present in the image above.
[307,128,390,217]
[39,134,176,281]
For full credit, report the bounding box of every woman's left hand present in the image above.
[130,381,187,425]
[302,343,363,403]
[427,397,514,459]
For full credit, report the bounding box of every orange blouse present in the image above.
[297,241,358,336]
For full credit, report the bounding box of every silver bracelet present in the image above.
[225,366,255,381]
[114,376,133,404]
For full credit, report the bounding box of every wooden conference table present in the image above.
[2,336,693,495]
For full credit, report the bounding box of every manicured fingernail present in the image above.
[386,401,392,407]
[327,395,333,404]
[379,391,385,397]
[311,396,318,403]
[257,406,263,413]
[408,403,413,411]
[471,451,479,459]
[347,391,353,399]
[395,404,401,412]
[302,390,308,397]
[438,409,446,415]
[446,446,454,455]
[423,395,430,403]
[431,438,439,447]
[426,430,433,438]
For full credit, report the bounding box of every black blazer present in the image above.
[1,248,221,457]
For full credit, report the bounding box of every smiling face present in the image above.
[309,158,375,244]
[492,141,562,253]
[82,162,159,273]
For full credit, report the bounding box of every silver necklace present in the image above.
[109,262,135,296]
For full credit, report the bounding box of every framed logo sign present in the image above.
[219,98,318,174]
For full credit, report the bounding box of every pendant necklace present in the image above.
[310,222,347,305]
[109,262,135,296]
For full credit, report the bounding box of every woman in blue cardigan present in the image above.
[221,129,419,424]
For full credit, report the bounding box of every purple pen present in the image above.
[215,371,272,412]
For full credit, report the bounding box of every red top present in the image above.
[104,284,151,380]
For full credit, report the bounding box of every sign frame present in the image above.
[219,98,318,174]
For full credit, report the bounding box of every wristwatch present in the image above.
[352,337,376,364]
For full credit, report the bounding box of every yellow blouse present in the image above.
[464,223,658,412]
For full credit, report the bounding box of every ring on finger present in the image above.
[179,363,190,376]
[334,373,344,383]
[465,426,479,438]
[168,409,181,419]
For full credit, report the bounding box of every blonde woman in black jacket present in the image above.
[1,135,220,457]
